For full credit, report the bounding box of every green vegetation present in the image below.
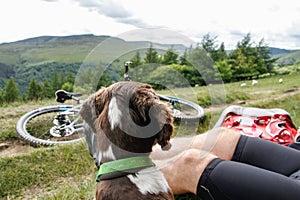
[0,143,96,199]
[1,33,300,106]
[1,74,300,199]
[1,77,19,104]
[1,34,300,199]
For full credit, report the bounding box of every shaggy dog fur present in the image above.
[79,81,174,200]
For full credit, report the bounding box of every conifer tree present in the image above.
[0,89,3,106]
[42,80,53,99]
[27,78,41,101]
[179,49,189,65]
[50,68,59,93]
[3,77,19,103]
[144,43,160,64]
[162,48,178,65]
[131,51,143,67]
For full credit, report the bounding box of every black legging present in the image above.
[197,135,300,200]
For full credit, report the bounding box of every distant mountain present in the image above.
[0,34,112,66]
[268,47,298,56]
[273,50,300,66]
[0,34,187,90]
[1,34,300,91]
[0,34,187,66]
[267,47,300,66]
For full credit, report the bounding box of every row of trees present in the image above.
[0,33,276,105]
[129,33,276,83]
[207,33,276,82]
[0,69,75,106]
[126,33,276,87]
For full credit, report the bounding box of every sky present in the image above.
[1,0,300,49]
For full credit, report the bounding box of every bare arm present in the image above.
[151,127,241,195]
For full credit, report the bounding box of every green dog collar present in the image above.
[96,156,155,182]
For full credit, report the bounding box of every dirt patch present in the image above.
[250,90,274,95]
[0,141,35,157]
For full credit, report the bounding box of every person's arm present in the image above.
[159,148,217,194]
[151,127,241,194]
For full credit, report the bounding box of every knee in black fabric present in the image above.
[197,157,300,200]
[232,135,300,176]
[197,158,227,200]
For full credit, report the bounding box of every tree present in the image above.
[61,82,74,92]
[59,71,66,88]
[201,33,218,61]
[214,60,233,82]
[42,80,53,99]
[255,38,277,72]
[162,48,178,65]
[179,49,190,65]
[66,71,74,84]
[0,88,3,106]
[27,78,42,101]
[50,68,60,93]
[144,43,160,64]
[131,51,143,67]
[3,77,19,103]
[215,42,228,61]
[147,65,190,89]
[229,33,259,79]
[187,47,216,84]
[228,33,275,80]
[172,64,204,86]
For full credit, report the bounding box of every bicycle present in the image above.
[16,61,205,146]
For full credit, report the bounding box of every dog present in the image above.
[79,81,174,200]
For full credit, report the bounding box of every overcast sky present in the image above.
[1,0,300,49]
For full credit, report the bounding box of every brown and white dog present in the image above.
[79,81,174,200]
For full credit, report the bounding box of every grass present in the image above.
[0,142,96,199]
[0,99,57,142]
[1,74,300,199]
[248,92,300,127]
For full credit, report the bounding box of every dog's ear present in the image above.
[79,87,109,133]
[153,102,174,151]
[130,85,174,150]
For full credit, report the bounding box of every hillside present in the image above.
[1,74,300,199]
[0,34,109,89]
[0,34,186,67]
[268,47,297,56]
[0,34,110,65]
[0,63,14,86]
[0,34,188,91]
[0,34,299,91]
[274,50,300,66]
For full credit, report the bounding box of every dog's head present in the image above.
[79,81,174,154]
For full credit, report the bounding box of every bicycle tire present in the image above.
[157,94,205,120]
[16,105,85,146]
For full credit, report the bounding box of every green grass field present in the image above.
[0,74,300,199]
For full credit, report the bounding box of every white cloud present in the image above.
[0,0,300,49]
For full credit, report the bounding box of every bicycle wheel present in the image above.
[16,105,85,146]
[157,94,205,120]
